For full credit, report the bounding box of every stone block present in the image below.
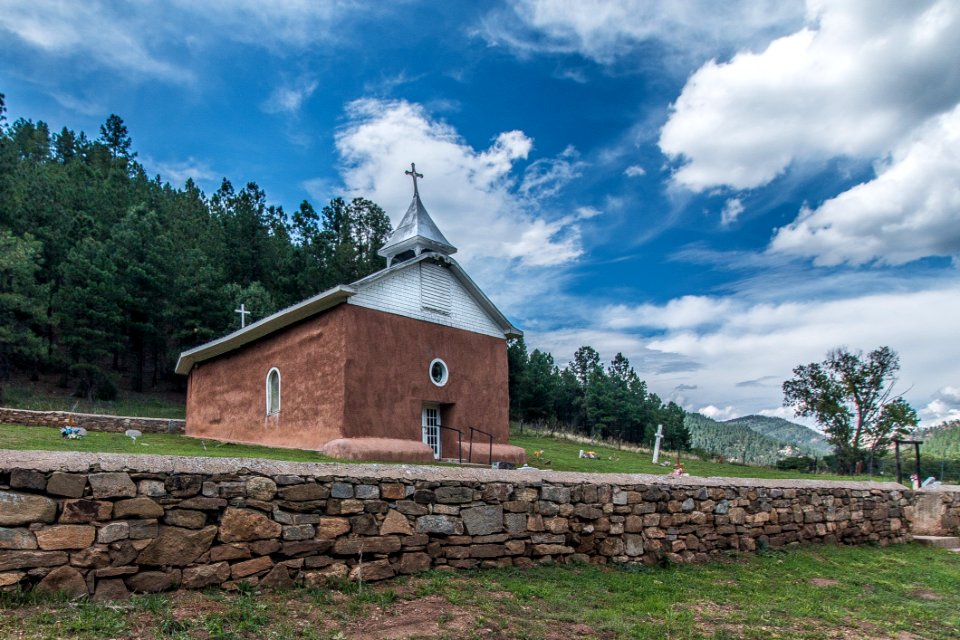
[461,506,503,536]
[330,482,354,499]
[136,525,217,566]
[92,578,130,601]
[301,563,349,587]
[574,505,602,520]
[541,486,571,504]
[0,550,68,571]
[231,556,273,579]
[504,513,527,534]
[250,539,281,556]
[36,565,88,597]
[210,543,251,562]
[624,534,644,556]
[0,491,56,526]
[165,509,207,529]
[350,514,379,535]
[282,483,329,501]
[35,525,96,550]
[355,485,380,500]
[47,471,87,498]
[114,497,164,519]
[435,486,474,504]
[164,474,203,498]
[531,544,573,556]
[280,540,332,557]
[243,477,277,501]
[0,527,36,550]
[482,483,513,502]
[138,480,166,497]
[316,517,351,539]
[399,551,431,574]
[10,469,47,491]
[380,483,406,500]
[97,522,130,544]
[349,558,394,581]
[380,510,413,536]
[599,537,624,556]
[395,500,430,516]
[60,499,112,524]
[433,504,460,515]
[0,572,24,588]
[89,473,137,499]
[181,562,230,589]
[127,519,158,539]
[470,544,506,558]
[260,564,295,589]
[178,497,227,510]
[415,515,463,535]
[218,508,282,542]
[282,524,315,541]
[126,569,181,593]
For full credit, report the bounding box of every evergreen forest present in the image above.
[507,339,690,450]
[0,95,393,401]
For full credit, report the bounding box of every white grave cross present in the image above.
[652,423,664,464]
[235,303,250,329]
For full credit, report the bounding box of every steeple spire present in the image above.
[378,163,457,266]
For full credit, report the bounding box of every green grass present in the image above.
[0,422,893,481]
[0,423,336,463]
[2,382,185,419]
[0,544,956,639]
[510,430,886,481]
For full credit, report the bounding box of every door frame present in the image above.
[421,404,441,460]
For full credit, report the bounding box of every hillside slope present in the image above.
[920,420,960,459]
[725,415,831,456]
[685,413,801,466]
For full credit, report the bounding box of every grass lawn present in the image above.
[509,430,886,482]
[0,422,895,482]
[2,381,186,419]
[0,423,335,463]
[1,543,956,639]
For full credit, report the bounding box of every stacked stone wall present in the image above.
[0,452,912,599]
[0,408,185,434]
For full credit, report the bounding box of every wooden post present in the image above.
[894,440,902,485]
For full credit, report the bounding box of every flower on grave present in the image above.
[60,426,85,440]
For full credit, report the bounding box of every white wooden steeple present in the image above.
[378,163,457,267]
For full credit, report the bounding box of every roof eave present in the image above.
[175,285,356,375]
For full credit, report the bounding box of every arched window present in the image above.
[266,368,281,415]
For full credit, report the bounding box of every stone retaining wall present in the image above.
[0,452,912,600]
[912,486,960,535]
[0,408,184,434]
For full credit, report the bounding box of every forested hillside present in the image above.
[508,341,689,450]
[920,420,960,459]
[685,413,826,466]
[724,415,831,455]
[0,95,391,401]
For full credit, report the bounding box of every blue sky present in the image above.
[3,1,960,426]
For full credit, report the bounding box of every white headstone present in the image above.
[652,423,664,464]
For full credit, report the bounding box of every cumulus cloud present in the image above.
[602,295,734,331]
[332,99,590,277]
[721,198,744,226]
[659,1,960,192]
[698,405,737,421]
[261,78,318,114]
[142,156,218,187]
[624,165,646,177]
[476,0,803,66]
[920,386,960,425]
[769,105,960,265]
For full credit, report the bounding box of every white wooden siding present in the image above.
[420,262,451,314]
[348,262,505,338]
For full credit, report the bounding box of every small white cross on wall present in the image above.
[235,303,250,328]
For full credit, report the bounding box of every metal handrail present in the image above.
[436,425,463,463]
[468,426,494,465]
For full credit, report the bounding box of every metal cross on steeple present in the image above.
[405,162,423,196]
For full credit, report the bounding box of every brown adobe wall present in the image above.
[185,306,348,450]
[0,451,915,599]
[0,408,184,434]
[341,305,510,455]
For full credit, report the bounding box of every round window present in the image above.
[429,358,449,387]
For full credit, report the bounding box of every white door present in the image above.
[422,405,441,459]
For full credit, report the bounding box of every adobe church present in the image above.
[176,164,526,465]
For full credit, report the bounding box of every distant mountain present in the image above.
[918,420,960,459]
[724,415,832,456]
[684,413,817,466]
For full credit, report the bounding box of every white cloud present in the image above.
[476,0,804,67]
[0,1,189,82]
[698,405,737,421]
[142,156,218,187]
[659,1,960,192]
[261,78,318,114]
[624,165,646,177]
[332,99,589,278]
[0,0,364,83]
[721,198,744,226]
[769,105,960,266]
[533,282,960,427]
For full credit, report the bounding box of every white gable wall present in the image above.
[348,261,505,338]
